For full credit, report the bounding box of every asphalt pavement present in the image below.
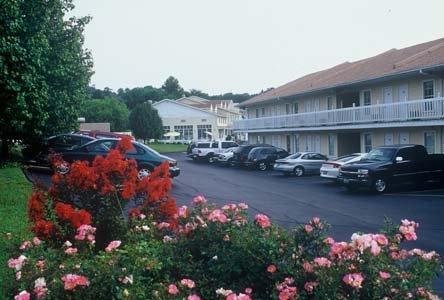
[24,152,444,294]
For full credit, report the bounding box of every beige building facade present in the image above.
[234,38,444,157]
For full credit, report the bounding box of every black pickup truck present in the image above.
[338,144,444,193]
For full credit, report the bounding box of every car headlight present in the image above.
[357,169,369,175]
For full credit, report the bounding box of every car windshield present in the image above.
[286,153,301,159]
[336,154,360,163]
[365,148,396,161]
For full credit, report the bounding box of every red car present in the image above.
[75,130,135,140]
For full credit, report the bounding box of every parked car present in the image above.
[186,142,197,155]
[25,134,96,171]
[231,144,272,166]
[274,152,328,176]
[320,153,367,180]
[214,147,238,166]
[338,144,444,193]
[190,141,239,162]
[75,130,135,140]
[59,138,180,178]
[245,147,289,171]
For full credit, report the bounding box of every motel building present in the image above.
[234,38,444,158]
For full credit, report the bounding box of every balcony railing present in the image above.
[233,97,444,131]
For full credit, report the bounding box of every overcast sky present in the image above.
[73,0,444,94]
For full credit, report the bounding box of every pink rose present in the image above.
[36,260,45,271]
[373,234,388,246]
[370,241,381,256]
[32,237,42,246]
[278,286,297,300]
[61,274,90,290]
[342,273,364,289]
[238,203,249,209]
[168,284,179,295]
[208,209,228,223]
[178,206,188,218]
[105,240,122,252]
[157,222,170,229]
[379,271,391,280]
[304,224,313,233]
[313,257,332,268]
[302,261,313,273]
[254,214,271,228]
[323,237,335,245]
[304,281,318,293]
[244,288,252,294]
[65,247,78,255]
[34,277,47,299]
[19,241,32,250]
[181,278,196,289]
[8,255,27,271]
[14,291,30,300]
[267,264,277,273]
[192,195,207,205]
[187,295,201,300]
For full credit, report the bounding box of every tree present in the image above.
[0,0,93,159]
[120,86,166,110]
[81,98,129,132]
[161,76,184,100]
[129,102,163,142]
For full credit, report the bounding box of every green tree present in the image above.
[161,76,184,100]
[0,0,93,159]
[120,86,166,110]
[81,98,129,132]
[129,102,163,142]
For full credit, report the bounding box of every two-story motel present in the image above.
[234,38,444,158]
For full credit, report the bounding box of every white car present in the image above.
[214,147,237,165]
[190,141,238,162]
[320,153,367,180]
[274,152,328,176]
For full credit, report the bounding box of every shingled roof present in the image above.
[241,38,444,106]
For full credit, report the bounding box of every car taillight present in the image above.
[169,160,177,167]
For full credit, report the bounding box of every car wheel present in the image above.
[258,161,268,171]
[56,163,70,175]
[137,168,152,180]
[293,166,304,177]
[208,156,215,163]
[373,178,388,193]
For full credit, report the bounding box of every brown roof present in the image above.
[242,38,444,106]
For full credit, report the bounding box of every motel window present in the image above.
[327,96,334,110]
[261,107,265,117]
[174,125,193,141]
[423,80,435,99]
[364,133,372,153]
[424,131,436,154]
[293,102,299,114]
[328,134,335,157]
[255,108,259,118]
[363,90,371,106]
[286,103,290,114]
[197,124,212,140]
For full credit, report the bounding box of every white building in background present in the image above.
[234,38,444,157]
[153,96,242,142]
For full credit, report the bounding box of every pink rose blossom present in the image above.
[370,241,381,256]
[267,264,277,273]
[8,255,27,271]
[65,247,78,255]
[32,237,42,246]
[238,203,248,209]
[304,224,313,233]
[323,237,335,245]
[278,286,297,300]
[163,235,174,243]
[14,291,30,300]
[244,288,252,294]
[16,271,21,280]
[178,206,188,218]
[34,277,48,299]
[75,225,96,243]
[208,209,228,223]
[61,274,90,290]
[302,261,313,273]
[313,257,332,268]
[187,295,201,300]
[254,214,271,228]
[105,240,122,252]
[227,293,252,300]
[192,195,207,205]
[19,240,32,250]
[36,260,45,271]
[168,284,179,295]
[304,281,318,293]
[379,271,391,280]
[342,273,364,288]
[157,222,170,229]
[422,251,436,260]
[181,278,196,289]
[373,234,388,246]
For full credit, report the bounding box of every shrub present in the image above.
[3,139,442,299]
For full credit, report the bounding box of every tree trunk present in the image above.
[1,137,9,161]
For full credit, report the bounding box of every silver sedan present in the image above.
[274,152,328,177]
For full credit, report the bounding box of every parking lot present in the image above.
[26,151,444,293]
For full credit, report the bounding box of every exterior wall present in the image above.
[160,117,219,141]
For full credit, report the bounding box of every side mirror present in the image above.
[395,156,403,162]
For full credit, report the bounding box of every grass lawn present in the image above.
[0,167,32,296]
[147,142,187,153]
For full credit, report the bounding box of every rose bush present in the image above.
[3,138,443,299]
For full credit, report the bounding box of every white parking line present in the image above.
[384,192,444,198]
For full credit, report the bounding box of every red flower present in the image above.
[55,202,92,228]
[32,220,56,238]
[28,190,47,223]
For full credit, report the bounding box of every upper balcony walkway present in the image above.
[233,97,444,132]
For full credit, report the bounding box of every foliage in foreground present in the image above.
[3,138,442,299]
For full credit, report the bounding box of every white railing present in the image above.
[233,97,444,131]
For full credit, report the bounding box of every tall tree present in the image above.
[0,0,93,159]
[81,98,129,132]
[129,102,163,142]
[120,86,165,110]
[162,76,184,100]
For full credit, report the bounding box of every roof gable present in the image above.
[153,99,217,118]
